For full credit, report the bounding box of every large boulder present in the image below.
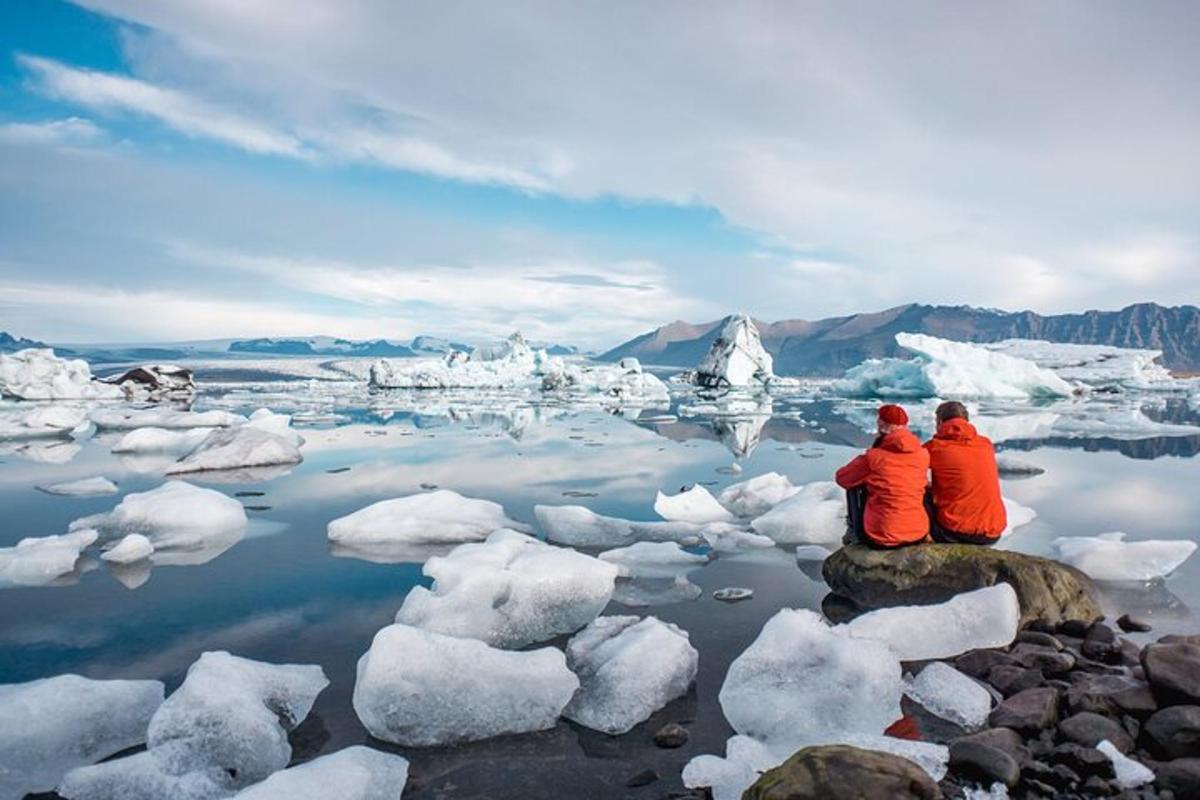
[822,544,1102,627]
[742,744,940,800]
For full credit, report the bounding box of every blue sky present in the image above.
[1,1,1197,347]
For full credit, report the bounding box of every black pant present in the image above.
[841,486,923,549]
[924,489,999,546]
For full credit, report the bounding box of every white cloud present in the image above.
[0,116,104,146]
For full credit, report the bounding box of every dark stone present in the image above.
[1016,630,1065,650]
[1155,758,1200,798]
[989,687,1059,733]
[949,741,1020,788]
[1049,762,1082,790]
[1122,714,1140,742]
[1010,642,1076,675]
[987,665,1045,697]
[1159,633,1200,645]
[1058,711,1135,752]
[1066,675,1158,719]
[1142,706,1200,759]
[1058,619,1093,638]
[952,727,1029,762]
[1118,638,1142,667]
[1117,614,1152,633]
[626,768,658,787]
[742,744,940,800]
[1047,742,1114,780]
[956,649,1017,679]
[821,544,1103,627]
[1086,623,1118,644]
[652,723,689,749]
[1142,642,1200,706]
[1081,774,1116,796]
[819,593,861,625]
[1020,777,1057,797]
[1028,619,1057,634]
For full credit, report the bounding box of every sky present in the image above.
[0,0,1197,348]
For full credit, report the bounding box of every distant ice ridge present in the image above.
[231,746,409,800]
[1052,532,1197,581]
[563,615,698,734]
[835,334,1076,399]
[0,530,97,586]
[58,652,328,800]
[540,357,670,407]
[328,490,528,545]
[353,623,579,746]
[0,674,163,799]
[394,529,617,648]
[982,339,1176,390]
[0,348,124,401]
[0,404,88,440]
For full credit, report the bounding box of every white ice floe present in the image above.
[106,364,195,402]
[353,623,579,746]
[835,333,1076,399]
[90,407,244,431]
[70,482,247,554]
[329,490,527,545]
[243,408,305,447]
[716,472,800,518]
[100,534,154,564]
[0,530,97,587]
[0,674,163,799]
[394,529,617,648]
[1052,532,1197,581]
[232,746,409,800]
[0,439,80,464]
[37,476,118,496]
[695,314,779,388]
[563,615,698,734]
[654,485,736,524]
[535,504,701,548]
[699,523,776,553]
[793,544,834,562]
[59,651,328,800]
[0,403,88,440]
[1001,497,1037,538]
[371,332,546,389]
[111,427,214,454]
[1097,739,1154,789]
[749,481,845,544]
[166,426,303,476]
[994,454,1045,477]
[540,358,670,407]
[844,584,1021,660]
[904,662,992,730]
[714,587,754,602]
[983,340,1176,391]
[598,541,708,578]
[0,348,124,401]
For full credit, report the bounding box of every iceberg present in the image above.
[371,332,546,389]
[111,426,215,454]
[394,529,617,648]
[329,490,527,545]
[749,481,846,544]
[695,314,778,388]
[37,476,118,496]
[105,364,195,402]
[231,746,409,800]
[1052,532,1197,581]
[563,615,699,734]
[165,426,303,476]
[903,661,992,730]
[716,472,800,518]
[58,651,328,800]
[0,674,163,799]
[0,530,97,587]
[0,348,123,400]
[534,504,702,547]
[0,403,88,440]
[90,407,244,431]
[540,358,670,407]
[352,623,579,746]
[653,484,735,524]
[598,541,709,578]
[100,534,154,564]
[70,481,247,554]
[843,584,1020,660]
[983,340,1175,391]
[834,333,1076,399]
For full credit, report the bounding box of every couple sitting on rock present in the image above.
[835,401,1007,548]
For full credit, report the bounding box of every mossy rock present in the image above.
[822,544,1102,627]
[742,744,940,800]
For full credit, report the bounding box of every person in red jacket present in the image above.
[835,404,931,548]
[924,401,1007,544]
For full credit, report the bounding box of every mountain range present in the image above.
[601,302,1200,375]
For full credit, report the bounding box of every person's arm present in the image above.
[835,454,871,489]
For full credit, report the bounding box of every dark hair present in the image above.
[936,400,969,423]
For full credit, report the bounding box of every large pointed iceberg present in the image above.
[695,314,778,388]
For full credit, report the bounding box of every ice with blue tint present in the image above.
[70,482,247,553]
[716,472,800,518]
[1053,532,1197,581]
[232,746,409,799]
[36,476,119,496]
[654,484,735,524]
[100,534,154,564]
[328,489,527,545]
[535,503,702,547]
[904,661,993,729]
[1097,739,1154,789]
[749,481,845,544]
[0,530,97,587]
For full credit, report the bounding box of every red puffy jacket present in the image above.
[835,428,931,547]
[925,418,1007,539]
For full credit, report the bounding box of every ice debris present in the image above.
[599,541,708,578]
[0,530,97,586]
[243,408,304,447]
[904,662,992,730]
[1097,739,1154,789]
[0,348,123,401]
[612,575,703,607]
[231,746,409,800]
[716,472,800,518]
[699,523,775,552]
[793,544,833,562]
[329,489,527,545]
[1001,497,1037,537]
[166,426,302,476]
[535,504,701,548]
[70,481,247,554]
[540,358,670,406]
[100,534,154,564]
[1052,532,1197,581]
[105,364,195,402]
[749,481,845,544]
[37,476,118,496]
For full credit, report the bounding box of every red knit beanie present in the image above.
[877,404,908,426]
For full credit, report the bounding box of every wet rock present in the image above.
[626,768,658,787]
[1118,614,1153,633]
[1083,624,1123,663]
[1142,706,1200,759]
[1066,674,1158,720]
[652,723,689,749]
[987,665,1045,697]
[1047,742,1114,781]
[956,649,1017,679]
[1010,642,1077,675]
[1154,758,1200,797]
[1058,619,1092,638]
[742,744,940,800]
[1086,623,1117,644]
[822,544,1102,627]
[819,592,861,625]
[1058,711,1134,752]
[949,740,1020,788]
[1015,630,1065,650]
[989,687,1059,733]
[1142,642,1200,706]
[1081,774,1115,796]
[952,727,1029,762]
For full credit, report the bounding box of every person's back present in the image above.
[925,402,1007,543]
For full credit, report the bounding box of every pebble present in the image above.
[653,722,689,749]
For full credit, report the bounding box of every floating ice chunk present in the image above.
[1000,497,1037,537]
[38,476,118,496]
[844,584,1020,660]
[329,490,527,545]
[563,615,698,734]
[90,407,244,431]
[353,623,578,746]
[714,587,753,602]
[612,574,702,607]
[231,746,409,800]
[166,426,302,475]
[70,482,247,553]
[111,426,215,453]
[58,652,327,800]
[716,472,800,518]
[995,454,1045,477]
[0,348,123,400]
[682,735,781,800]
[654,485,735,524]
[100,534,154,564]
[719,608,903,752]
[1097,739,1154,789]
[395,529,617,648]
[699,523,775,552]
[599,541,708,578]
[1052,532,1197,581]
[983,340,1175,391]
[243,408,304,447]
[695,314,777,388]
[0,403,88,440]
[904,662,992,730]
[540,358,670,407]
[0,674,163,798]
[749,481,845,544]
[534,504,701,548]
[371,332,547,389]
[0,530,97,586]
[834,334,1076,399]
[105,364,195,402]
[793,544,833,562]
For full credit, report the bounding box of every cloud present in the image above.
[0,116,104,146]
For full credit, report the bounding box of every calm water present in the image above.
[2,362,1199,798]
